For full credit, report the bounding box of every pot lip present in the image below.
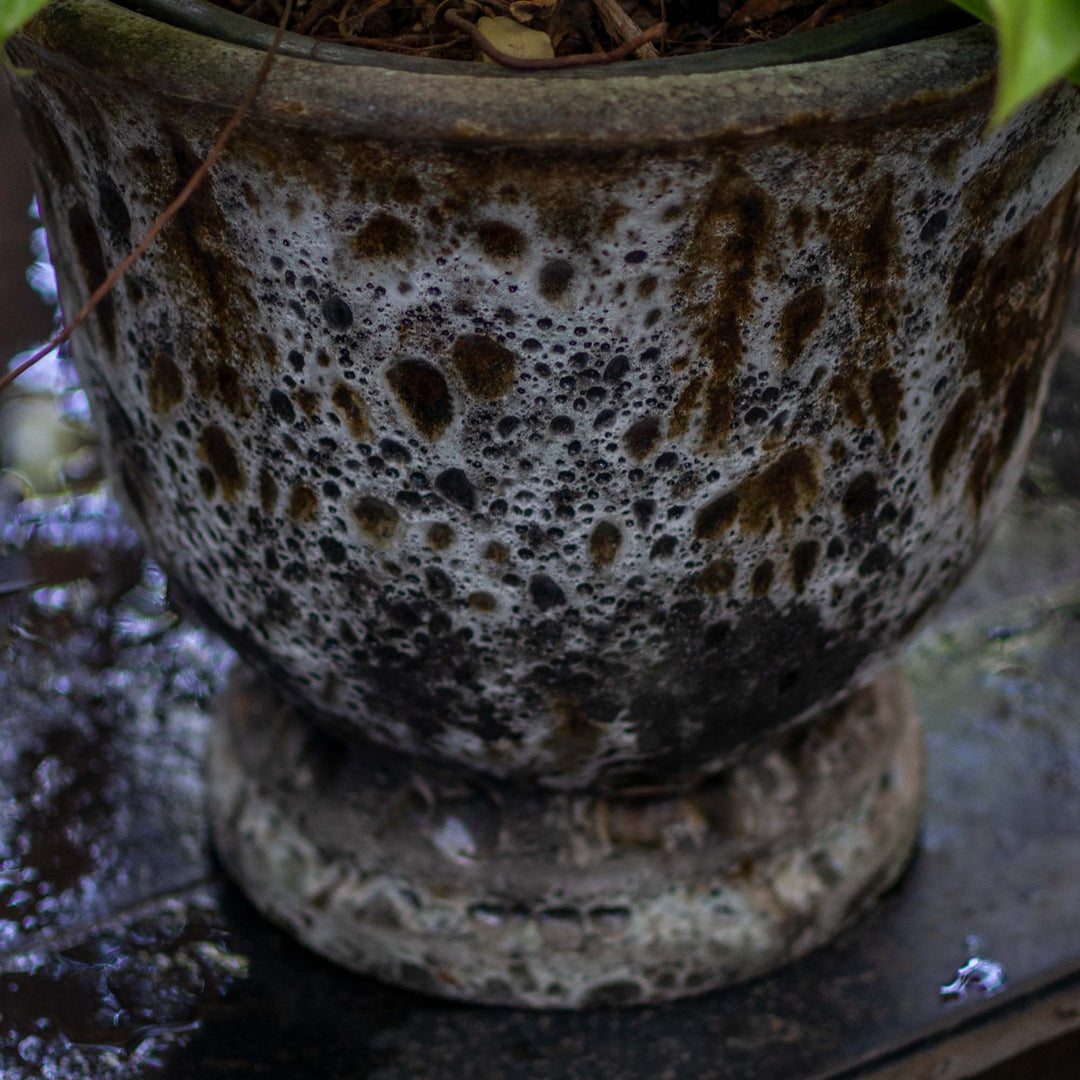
[118,0,972,80]
[14,0,997,146]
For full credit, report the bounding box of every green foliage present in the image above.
[0,0,50,58]
[952,0,1080,125]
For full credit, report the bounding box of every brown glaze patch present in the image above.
[693,490,739,541]
[788,205,811,247]
[353,211,417,261]
[483,540,509,563]
[751,560,775,596]
[352,496,400,547]
[695,559,735,595]
[962,139,1048,221]
[737,446,820,535]
[967,433,995,512]
[148,352,184,415]
[668,374,705,440]
[588,521,622,567]
[67,203,116,353]
[468,591,498,613]
[198,424,244,501]
[868,366,903,447]
[295,388,319,417]
[331,383,371,441]
[543,697,604,774]
[387,360,454,440]
[622,415,662,461]
[777,285,826,368]
[451,334,517,400]
[216,362,246,417]
[258,467,278,514]
[930,387,978,494]
[637,275,658,299]
[289,485,318,522]
[539,259,574,301]
[790,540,820,594]
[677,160,775,449]
[197,467,216,499]
[474,220,527,262]
[426,523,456,551]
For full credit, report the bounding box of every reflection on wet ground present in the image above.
[1,236,1079,1077]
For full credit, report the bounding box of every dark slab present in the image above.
[1,342,1079,1079]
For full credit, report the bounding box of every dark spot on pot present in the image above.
[352,496,400,546]
[295,388,318,417]
[604,355,630,383]
[67,203,115,352]
[930,387,978,493]
[474,220,527,262]
[632,498,655,528]
[331,382,371,440]
[948,244,982,307]
[858,543,893,577]
[738,446,820,535]
[97,173,131,249]
[353,211,417,260]
[269,388,295,424]
[319,536,346,565]
[198,424,244,500]
[529,573,566,611]
[289,485,318,522]
[539,258,574,301]
[550,416,574,435]
[483,540,509,563]
[588,521,622,567]
[868,366,903,446]
[148,352,184,415]
[637,275,657,298]
[751,560,775,596]
[452,334,517,400]
[778,285,826,368]
[650,535,677,559]
[197,467,216,499]
[322,295,353,330]
[259,468,278,514]
[789,205,810,247]
[967,432,995,511]
[435,467,476,511]
[920,210,949,244]
[790,540,820,594]
[842,471,879,518]
[695,559,734,594]
[694,490,739,541]
[426,523,455,550]
[929,137,963,181]
[425,567,454,601]
[217,362,246,416]
[388,360,454,440]
[623,415,662,461]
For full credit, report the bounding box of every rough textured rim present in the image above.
[207,666,925,1008]
[13,0,995,146]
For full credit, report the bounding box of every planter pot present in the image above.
[7,0,1080,1006]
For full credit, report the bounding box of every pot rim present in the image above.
[12,0,996,146]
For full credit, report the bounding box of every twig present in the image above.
[296,0,337,35]
[787,0,846,33]
[591,0,659,60]
[0,0,295,398]
[444,8,664,67]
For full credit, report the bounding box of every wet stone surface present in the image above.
[1,333,1080,1073]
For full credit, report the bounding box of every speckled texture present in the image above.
[7,4,1080,788]
[208,664,922,1007]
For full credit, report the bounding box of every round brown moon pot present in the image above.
[6,0,1080,1006]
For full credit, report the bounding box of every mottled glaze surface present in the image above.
[8,1,1080,787]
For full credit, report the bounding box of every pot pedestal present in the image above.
[208,666,923,1008]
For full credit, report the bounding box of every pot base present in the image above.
[208,666,923,1007]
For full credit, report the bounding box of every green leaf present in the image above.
[953,0,1080,125]
[0,0,51,57]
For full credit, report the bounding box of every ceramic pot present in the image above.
[7,0,1080,1005]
